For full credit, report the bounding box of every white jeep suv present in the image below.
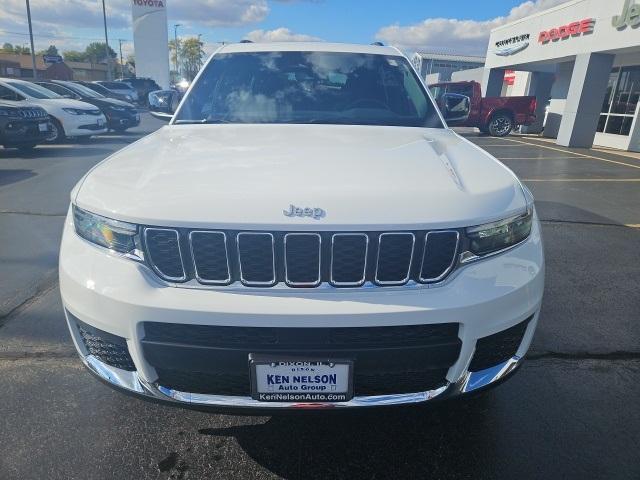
[59,42,544,410]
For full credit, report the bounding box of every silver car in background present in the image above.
[93,81,139,104]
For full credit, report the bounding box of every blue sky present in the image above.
[209,1,527,44]
[1,0,569,57]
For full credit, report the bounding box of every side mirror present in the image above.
[148,89,180,121]
[441,93,471,124]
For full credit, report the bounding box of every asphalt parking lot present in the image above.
[1,117,639,479]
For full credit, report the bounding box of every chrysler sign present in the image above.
[494,34,530,56]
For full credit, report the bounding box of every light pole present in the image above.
[173,24,181,81]
[101,0,112,80]
[118,39,125,78]
[25,0,37,79]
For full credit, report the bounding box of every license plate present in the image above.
[250,354,353,402]
[97,119,104,127]
[38,122,49,132]
[135,114,140,121]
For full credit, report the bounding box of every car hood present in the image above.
[94,97,135,108]
[75,124,528,230]
[31,98,100,110]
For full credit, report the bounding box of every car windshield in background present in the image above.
[83,83,112,95]
[101,82,130,91]
[175,51,443,128]
[65,82,103,98]
[8,81,62,99]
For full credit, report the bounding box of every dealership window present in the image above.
[598,66,640,136]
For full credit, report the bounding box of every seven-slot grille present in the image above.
[18,107,48,119]
[143,228,460,288]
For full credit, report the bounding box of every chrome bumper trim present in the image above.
[459,356,521,393]
[81,353,522,409]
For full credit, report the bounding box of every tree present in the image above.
[62,43,117,64]
[62,50,86,62]
[38,45,59,56]
[84,42,117,64]
[2,43,30,54]
[180,37,205,81]
[168,38,181,79]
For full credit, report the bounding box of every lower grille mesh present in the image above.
[469,316,532,372]
[77,322,135,371]
[142,322,462,397]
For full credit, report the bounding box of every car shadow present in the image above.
[197,395,495,479]
[0,168,36,187]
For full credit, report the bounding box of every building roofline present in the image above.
[412,52,486,62]
[491,0,586,33]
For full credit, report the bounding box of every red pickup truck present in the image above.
[428,80,537,137]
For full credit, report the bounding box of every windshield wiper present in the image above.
[174,118,232,124]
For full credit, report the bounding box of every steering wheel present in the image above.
[345,98,389,110]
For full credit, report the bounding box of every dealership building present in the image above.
[411,52,486,84]
[482,0,640,152]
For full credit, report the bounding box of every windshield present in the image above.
[8,81,62,99]
[83,82,110,95]
[175,51,443,128]
[64,82,103,98]
[101,82,130,91]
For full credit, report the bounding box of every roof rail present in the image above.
[371,41,384,46]
[239,39,253,43]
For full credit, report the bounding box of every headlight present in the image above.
[63,108,87,115]
[73,205,140,254]
[465,207,533,257]
[0,107,18,116]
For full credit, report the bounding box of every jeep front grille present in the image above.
[143,228,460,288]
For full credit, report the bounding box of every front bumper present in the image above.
[77,347,523,411]
[59,113,108,137]
[60,209,544,410]
[1,119,51,145]
[105,111,140,130]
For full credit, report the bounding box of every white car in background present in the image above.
[0,78,107,142]
[60,42,544,411]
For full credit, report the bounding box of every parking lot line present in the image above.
[522,178,640,182]
[475,144,527,147]
[498,138,640,170]
[496,156,579,160]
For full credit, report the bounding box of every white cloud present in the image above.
[0,0,270,41]
[375,0,571,55]
[244,27,322,42]
[1,0,130,32]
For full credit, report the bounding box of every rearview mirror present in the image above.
[148,89,181,121]
[441,93,470,124]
